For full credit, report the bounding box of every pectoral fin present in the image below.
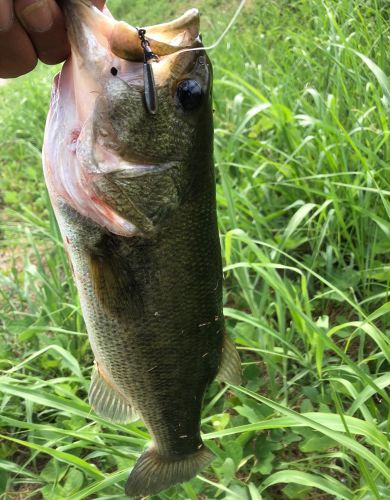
[89,240,143,320]
[89,365,138,423]
[216,334,242,385]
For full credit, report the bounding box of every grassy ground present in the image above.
[1,0,390,498]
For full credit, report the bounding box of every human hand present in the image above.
[0,0,105,78]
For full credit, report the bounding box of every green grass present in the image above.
[1,0,390,498]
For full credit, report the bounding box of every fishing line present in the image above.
[173,0,247,57]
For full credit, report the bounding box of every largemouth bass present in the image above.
[43,0,241,496]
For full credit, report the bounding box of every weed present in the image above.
[0,0,389,498]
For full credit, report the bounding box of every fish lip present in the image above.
[63,1,206,89]
[110,8,201,62]
[64,1,202,61]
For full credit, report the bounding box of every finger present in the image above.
[55,0,105,11]
[15,0,70,65]
[92,0,105,9]
[0,0,37,77]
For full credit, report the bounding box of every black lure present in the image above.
[136,28,159,115]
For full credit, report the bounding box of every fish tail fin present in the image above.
[125,444,214,497]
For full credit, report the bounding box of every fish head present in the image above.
[44,0,214,236]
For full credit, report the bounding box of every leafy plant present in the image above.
[1,0,389,498]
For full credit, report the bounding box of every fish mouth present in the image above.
[110,9,201,62]
[63,0,202,85]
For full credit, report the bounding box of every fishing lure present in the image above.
[136,27,158,114]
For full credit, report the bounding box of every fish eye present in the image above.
[176,80,203,111]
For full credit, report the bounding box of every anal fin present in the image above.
[89,365,138,423]
[216,334,242,385]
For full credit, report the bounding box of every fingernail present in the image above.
[0,0,14,32]
[20,0,53,32]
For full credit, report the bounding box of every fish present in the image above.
[42,0,241,496]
